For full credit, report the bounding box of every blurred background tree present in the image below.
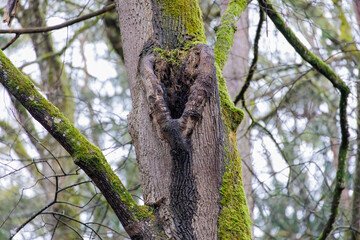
[0,0,359,239]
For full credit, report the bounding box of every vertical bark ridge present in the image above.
[169,139,197,239]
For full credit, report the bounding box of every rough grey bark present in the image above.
[116,1,225,239]
[220,1,254,219]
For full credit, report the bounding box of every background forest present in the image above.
[0,0,359,239]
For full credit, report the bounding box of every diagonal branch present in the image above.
[0,49,154,239]
[258,1,350,239]
[0,3,115,34]
[234,6,264,106]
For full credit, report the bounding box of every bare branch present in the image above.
[1,33,19,50]
[234,6,264,106]
[10,176,59,239]
[257,0,350,239]
[0,3,115,34]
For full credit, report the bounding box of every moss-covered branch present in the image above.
[214,0,248,71]
[258,0,349,93]
[214,0,252,239]
[214,0,249,132]
[258,1,350,239]
[0,50,155,239]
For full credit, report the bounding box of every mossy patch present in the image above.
[156,0,206,45]
[154,48,187,66]
[216,65,244,132]
[213,0,252,238]
[218,131,252,239]
[214,0,247,70]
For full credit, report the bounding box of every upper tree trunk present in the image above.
[116,0,251,239]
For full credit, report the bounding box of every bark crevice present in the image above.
[139,43,217,239]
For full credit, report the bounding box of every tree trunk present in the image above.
[116,0,251,239]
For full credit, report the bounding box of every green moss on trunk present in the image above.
[214,0,252,239]
[152,0,206,50]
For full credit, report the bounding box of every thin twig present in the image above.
[234,6,264,106]
[0,3,115,34]
[10,176,59,239]
[258,1,350,239]
[1,33,19,50]
[42,212,103,239]
[52,215,84,240]
[12,110,66,175]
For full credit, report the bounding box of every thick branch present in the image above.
[0,50,154,239]
[214,0,249,71]
[258,1,350,239]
